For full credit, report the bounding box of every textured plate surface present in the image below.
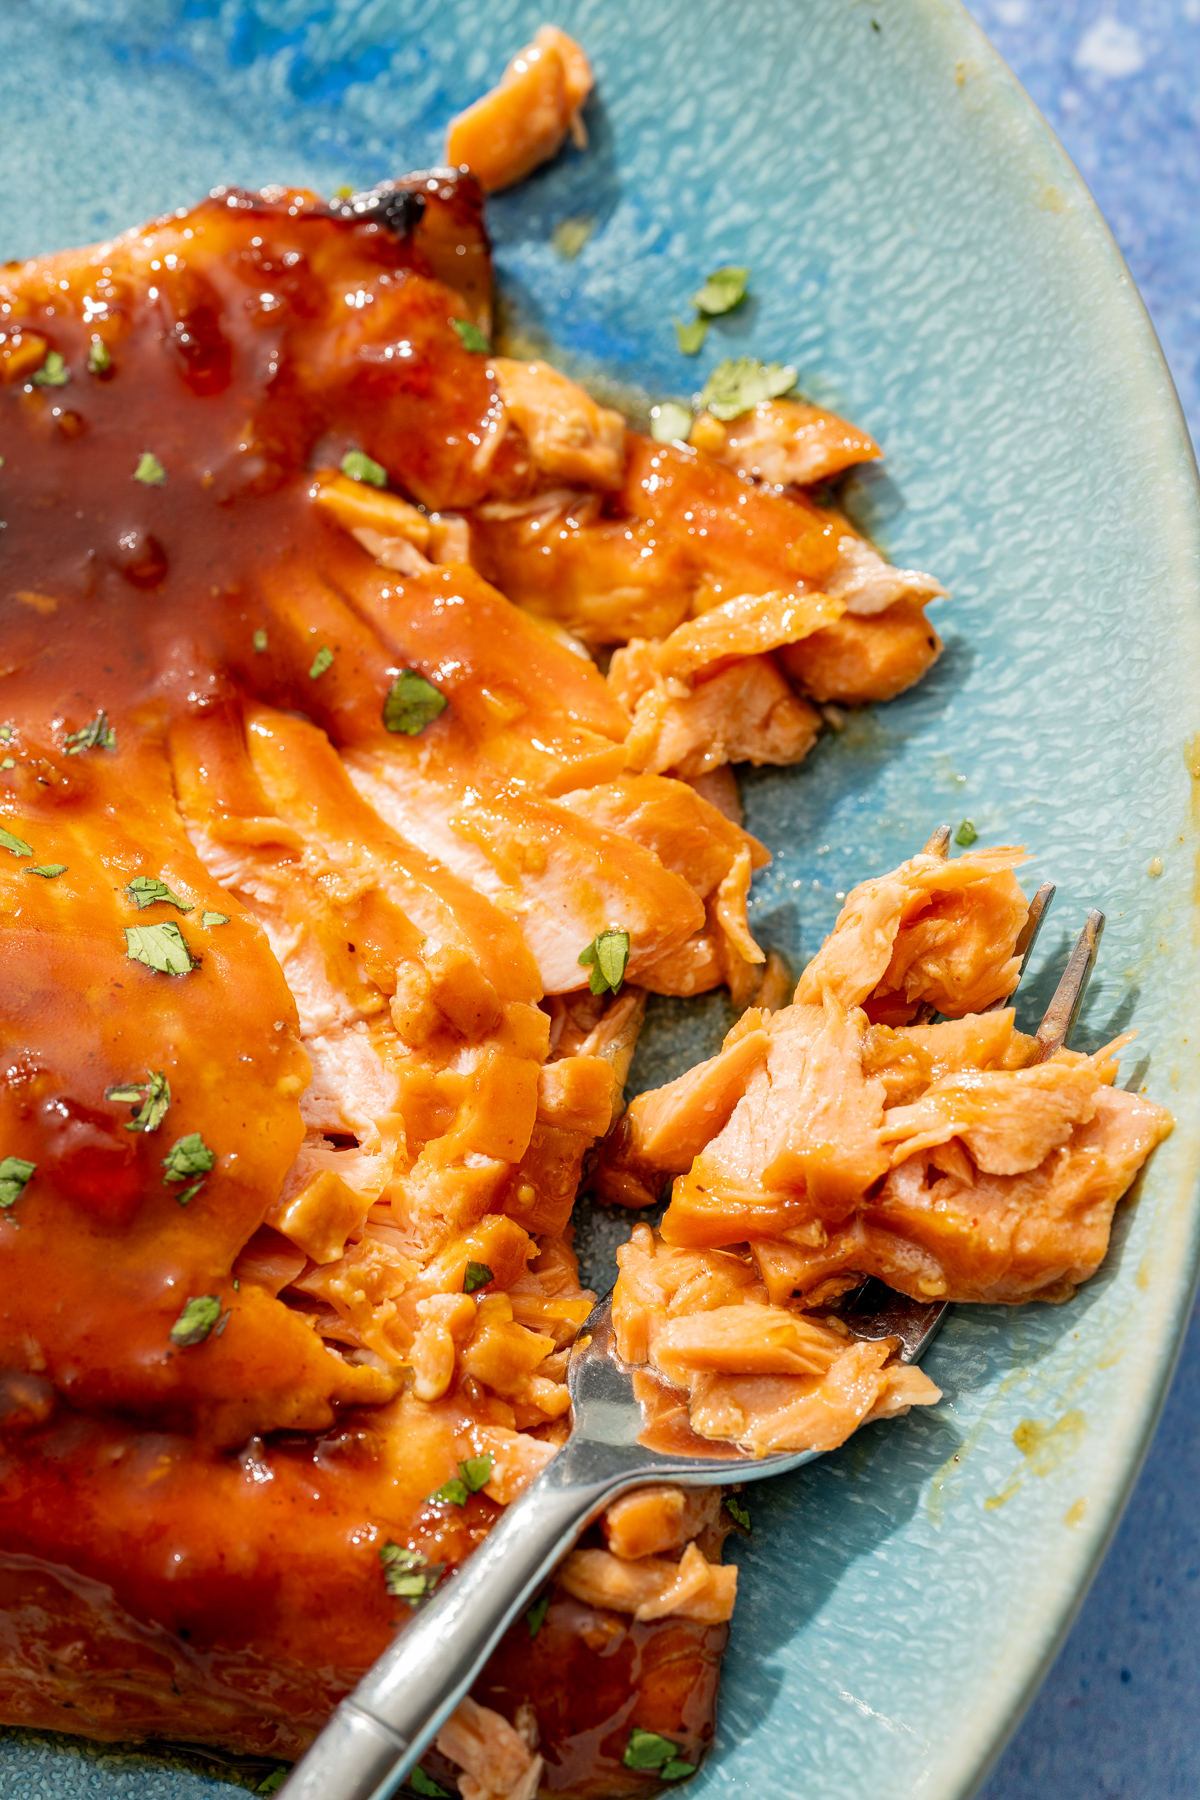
[1,2,1199,1797]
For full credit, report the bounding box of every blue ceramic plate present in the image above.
[2,2,1199,1797]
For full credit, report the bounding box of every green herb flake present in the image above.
[134,450,167,486]
[379,1541,444,1606]
[0,1156,35,1210]
[0,759,13,771]
[256,1772,288,1796]
[31,350,69,388]
[622,1730,693,1777]
[309,645,334,680]
[126,874,194,912]
[253,628,268,654]
[551,216,593,260]
[463,1261,494,1294]
[106,1070,171,1134]
[162,1133,215,1192]
[201,910,229,927]
[64,709,116,754]
[578,928,631,996]
[459,1453,493,1492]
[383,670,448,736]
[673,316,709,357]
[27,863,67,879]
[87,337,112,375]
[954,819,978,847]
[525,1591,551,1638]
[0,728,11,743]
[411,1770,450,1799]
[451,317,490,353]
[125,921,196,976]
[699,356,797,421]
[0,826,33,858]
[650,401,694,445]
[429,1476,469,1508]
[692,265,749,317]
[723,1495,751,1531]
[340,449,387,488]
[169,1294,221,1348]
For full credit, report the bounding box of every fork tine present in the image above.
[984,880,1056,1013]
[922,825,951,858]
[1034,908,1105,1061]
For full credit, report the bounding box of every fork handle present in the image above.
[282,1445,634,1800]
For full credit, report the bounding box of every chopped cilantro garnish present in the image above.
[460,1453,493,1492]
[383,670,448,736]
[622,1730,694,1778]
[0,759,13,771]
[0,826,32,858]
[674,316,709,357]
[169,1295,221,1347]
[309,645,334,679]
[699,356,797,421]
[650,401,693,445]
[429,1453,492,1506]
[87,337,111,375]
[64,710,116,754]
[463,1261,493,1294]
[27,864,67,878]
[162,1133,215,1198]
[340,449,387,487]
[692,265,749,316]
[256,1773,288,1797]
[105,1070,170,1134]
[134,451,167,485]
[379,1541,444,1606]
[578,928,631,996]
[723,1495,751,1531]
[253,628,268,653]
[410,1769,449,1799]
[125,921,196,975]
[31,350,69,387]
[954,819,978,847]
[0,728,11,742]
[525,1591,551,1638]
[0,1156,35,1210]
[126,874,193,912]
[201,910,229,927]
[451,317,489,353]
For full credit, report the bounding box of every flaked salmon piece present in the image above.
[823,529,947,618]
[795,844,1029,1019]
[690,398,882,488]
[597,1025,771,1206]
[650,1304,851,1383]
[602,1485,722,1561]
[557,1541,737,1624]
[491,358,626,491]
[437,1694,544,1800]
[445,24,594,194]
[618,652,823,778]
[612,1224,769,1364]
[649,589,846,682]
[777,598,943,705]
[684,1346,940,1456]
[684,765,744,824]
[471,495,695,646]
[880,1056,1105,1174]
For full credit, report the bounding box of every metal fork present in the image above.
[283,841,1106,1800]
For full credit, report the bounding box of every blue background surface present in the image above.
[966,9,1200,1796]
